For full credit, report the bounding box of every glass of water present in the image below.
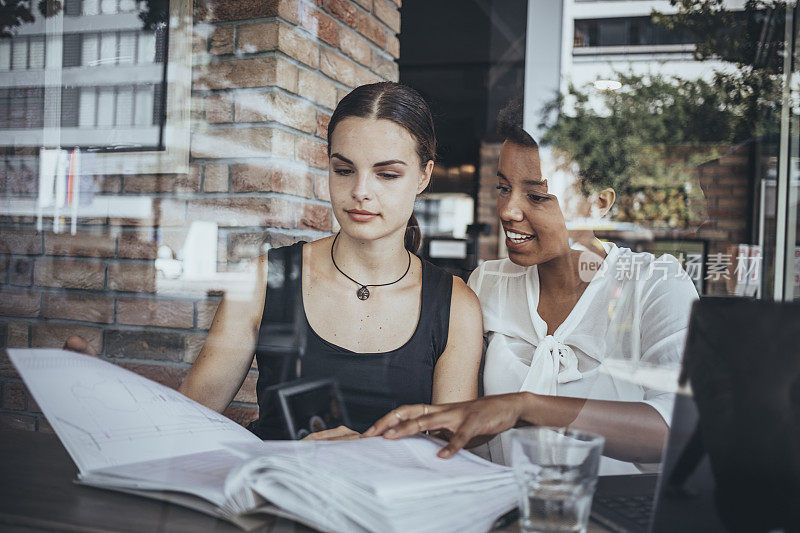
[509,427,604,533]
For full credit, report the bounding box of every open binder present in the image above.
[7,348,517,532]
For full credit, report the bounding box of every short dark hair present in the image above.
[498,96,614,194]
[497,97,538,149]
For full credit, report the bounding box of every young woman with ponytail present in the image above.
[176,82,484,439]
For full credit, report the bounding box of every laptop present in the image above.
[591,392,720,532]
[591,297,800,532]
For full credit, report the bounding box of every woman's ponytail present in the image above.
[404,213,421,253]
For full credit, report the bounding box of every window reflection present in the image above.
[574,16,693,48]
[0,0,168,152]
[0,0,794,489]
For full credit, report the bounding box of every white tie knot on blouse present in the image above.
[522,334,582,395]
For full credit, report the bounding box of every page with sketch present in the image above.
[7,348,260,473]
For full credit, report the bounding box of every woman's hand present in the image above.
[366,392,667,463]
[363,393,526,458]
[302,425,361,441]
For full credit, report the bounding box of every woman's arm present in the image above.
[365,393,667,462]
[178,256,269,412]
[430,277,484,404]
[520,394,667,462]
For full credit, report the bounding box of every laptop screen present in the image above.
[650,298,800,532]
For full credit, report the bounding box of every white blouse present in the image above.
[468,242,699,474]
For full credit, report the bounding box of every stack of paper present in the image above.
[223,437,518,533]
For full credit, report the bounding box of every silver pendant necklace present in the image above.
[330,233,412,300]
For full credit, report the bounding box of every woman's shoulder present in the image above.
[450,273,479,308]
[467,258,527,291]
[418,258,458,310]
[416,260,479,315]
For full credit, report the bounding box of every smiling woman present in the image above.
[367,98,699,474]
[465,101,697,472]
[176,82,485,439]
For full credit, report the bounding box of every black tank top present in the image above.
[249,242,453,438]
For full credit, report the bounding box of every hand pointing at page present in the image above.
[366,392,667,464]
[364,394,526,458]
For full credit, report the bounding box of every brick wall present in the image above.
[0,0,401,432]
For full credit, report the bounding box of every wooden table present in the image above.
[0,429,307,532]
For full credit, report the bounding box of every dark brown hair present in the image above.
[497,96,539,149]
[327,82,436,253]
[498,97,612,194]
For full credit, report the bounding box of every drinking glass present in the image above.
[508,427,604,533]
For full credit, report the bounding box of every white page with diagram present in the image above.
[7,348,260,473]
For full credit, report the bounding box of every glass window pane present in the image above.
[28,37,45,69]
[574,21,592,47]
[154,28,167,62]
[0,1,792,510]
[598,19,627,46]
[64,0,82,17]
[137,32,156,63]
[0,89,9,128]
[12,39,28,70]
[82,0,99,15]
[96,87,115,126]
[62,34,82,67]
[0,41,10,71]
[25,87,44,127]
[152,82,164,125]
[134,85,153,126]
[78,88,96,127]
[61,86,80,127]
[81,34,98,66]
[9,88,25,123]
[101,0,118,14]
[100,33,117,65]
[116,87,133,126]
[118,32,135,64]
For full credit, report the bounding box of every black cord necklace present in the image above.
[330,232,412,300]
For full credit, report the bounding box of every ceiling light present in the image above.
[594,79,622,91]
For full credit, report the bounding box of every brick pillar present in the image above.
[695,143,755,296]
[477,141,502,262]
[0,0,401,431]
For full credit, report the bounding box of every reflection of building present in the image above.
[561,0,741,97]
[0,0,168,150]
[522,0,745,137]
